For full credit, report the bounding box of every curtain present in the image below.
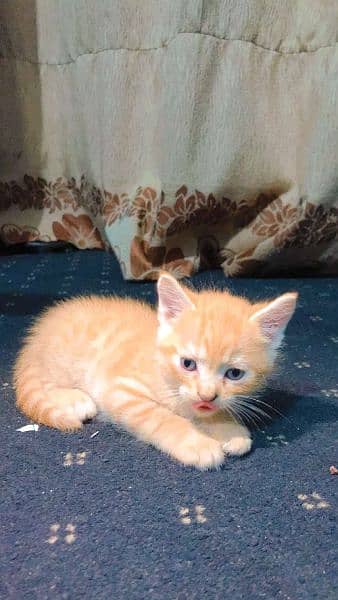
[1,0,337,278]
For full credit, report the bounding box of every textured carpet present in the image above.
[1,250,337,600]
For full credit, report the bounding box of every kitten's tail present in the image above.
[14,357,97,431]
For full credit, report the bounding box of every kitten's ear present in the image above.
[249,292,298,350]
[157,273,195,325]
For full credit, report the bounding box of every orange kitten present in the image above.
[14,274,297,469]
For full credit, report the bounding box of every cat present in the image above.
[14,274,297,470]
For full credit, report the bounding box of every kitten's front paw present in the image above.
[223,436,252,457]
[174,433,225,470]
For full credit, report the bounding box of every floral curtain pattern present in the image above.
[1,176,337,278]
[1,2,337,278]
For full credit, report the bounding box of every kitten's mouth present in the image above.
[192,401,218,413]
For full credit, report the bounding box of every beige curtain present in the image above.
[1,0,337,278]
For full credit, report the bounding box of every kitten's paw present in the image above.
[43,388,97,431]
[174,433,225,470]
[223,436,252,457]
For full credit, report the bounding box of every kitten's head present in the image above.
[156,274,297,420]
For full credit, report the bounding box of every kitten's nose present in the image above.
[198,393,217,403]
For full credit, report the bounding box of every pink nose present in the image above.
[198,394,217,403]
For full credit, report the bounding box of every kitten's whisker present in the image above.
[230,400,267,429]
[228,401,262,429]
[236,409,261,430]
[224,404,246,427]
[250,398,299,430]
[239,403,272,424]
[237,401,270,420]
[233,396,269,416]
[233,394,299,431]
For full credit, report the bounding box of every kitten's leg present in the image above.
[100,386,224,470]
[198,419,252,457]
[16,385,97,430]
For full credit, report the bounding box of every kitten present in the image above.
[14,274,297,469]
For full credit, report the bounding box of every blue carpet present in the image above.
[1,250,337,600]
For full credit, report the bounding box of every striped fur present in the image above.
[14,275,297,469]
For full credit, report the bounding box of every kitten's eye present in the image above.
[180,358,197,371]
[225,368,245,381]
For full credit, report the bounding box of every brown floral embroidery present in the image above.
[78,178,104,217]
[221,247,261,277]
[282,203,338,248]
[102,192,130,226]
[251,198,338,249]
[133,187,164,237]
[44,177,81,213]
[0,176,82,213]
[52,214,104,249]
[252,198,299,239]
[130,236,193,280]
[0,181,21,211]
[0,175,337,278]
[157,187,231,237]
[0,224,49,245]
[155,188,277,239]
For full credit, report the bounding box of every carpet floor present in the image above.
[1,250,337,600]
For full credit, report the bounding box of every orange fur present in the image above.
[14,276,297,469]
